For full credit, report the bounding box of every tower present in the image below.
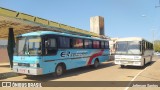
[90,16,105,35]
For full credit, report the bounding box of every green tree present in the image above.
[154,40,160,52]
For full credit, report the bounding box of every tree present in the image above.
[154,40,160,52]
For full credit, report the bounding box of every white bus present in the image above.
[114,37,153,68]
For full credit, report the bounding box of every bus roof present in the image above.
[116,37,151,43]
[18,31,108,41]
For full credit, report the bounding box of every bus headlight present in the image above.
[13,62,18,66]
[30,63,38,67]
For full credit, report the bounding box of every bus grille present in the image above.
[18,63,30,67]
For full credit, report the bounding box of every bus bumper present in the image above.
[13,67,43,75]
[114,60,142,66]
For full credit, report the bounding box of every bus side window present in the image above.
[142,41,145,54]
[105,41,109,49]
[73,38,83,48]
[101,41,105,49]
[84,39,92,49]
[59,37,70,48]
[93,41,100,49]
[139,41,142,52]
[45,38,57,55]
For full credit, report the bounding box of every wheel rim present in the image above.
[56,65,63,76]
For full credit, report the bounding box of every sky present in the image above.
[0,0,160,41]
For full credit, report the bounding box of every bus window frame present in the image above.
[41,34,110,52]
[140,40,153,55]
[104,41,109,49]
[84,39,93,49]
[43,35,58,56]
[93,40,100,49]
[100,41,105,49]
[15,36,43,56]
[72,38,84,49]
[59,36,71,49]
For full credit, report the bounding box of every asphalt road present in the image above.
[0,56,160,90]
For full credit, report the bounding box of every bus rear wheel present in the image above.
[93,59,100,68]
[143,59,146,67]
[120,65,125,68]
[55,64,64,77]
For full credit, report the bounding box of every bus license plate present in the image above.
[19,69,26,73]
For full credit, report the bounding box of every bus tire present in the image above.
[93,59,100,68]
[141,59,146,68]
[120,65,125,68]
[143,59,145,66]
[55,64,64,77]
[150,56,152,62]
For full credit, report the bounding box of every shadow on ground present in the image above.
[0,72,22,80]
[25,61,116,81]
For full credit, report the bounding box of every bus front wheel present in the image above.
[55,64,64,77]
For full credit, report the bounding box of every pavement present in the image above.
[127,56,160,90]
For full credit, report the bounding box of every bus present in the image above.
[13,31,110,76]
[114,37,153,68]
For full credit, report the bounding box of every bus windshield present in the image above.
[116,41,141,55]
[16,37,42,56]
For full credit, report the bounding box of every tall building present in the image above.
[90,16,105,35]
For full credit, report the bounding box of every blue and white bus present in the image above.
[13,31,110,76]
